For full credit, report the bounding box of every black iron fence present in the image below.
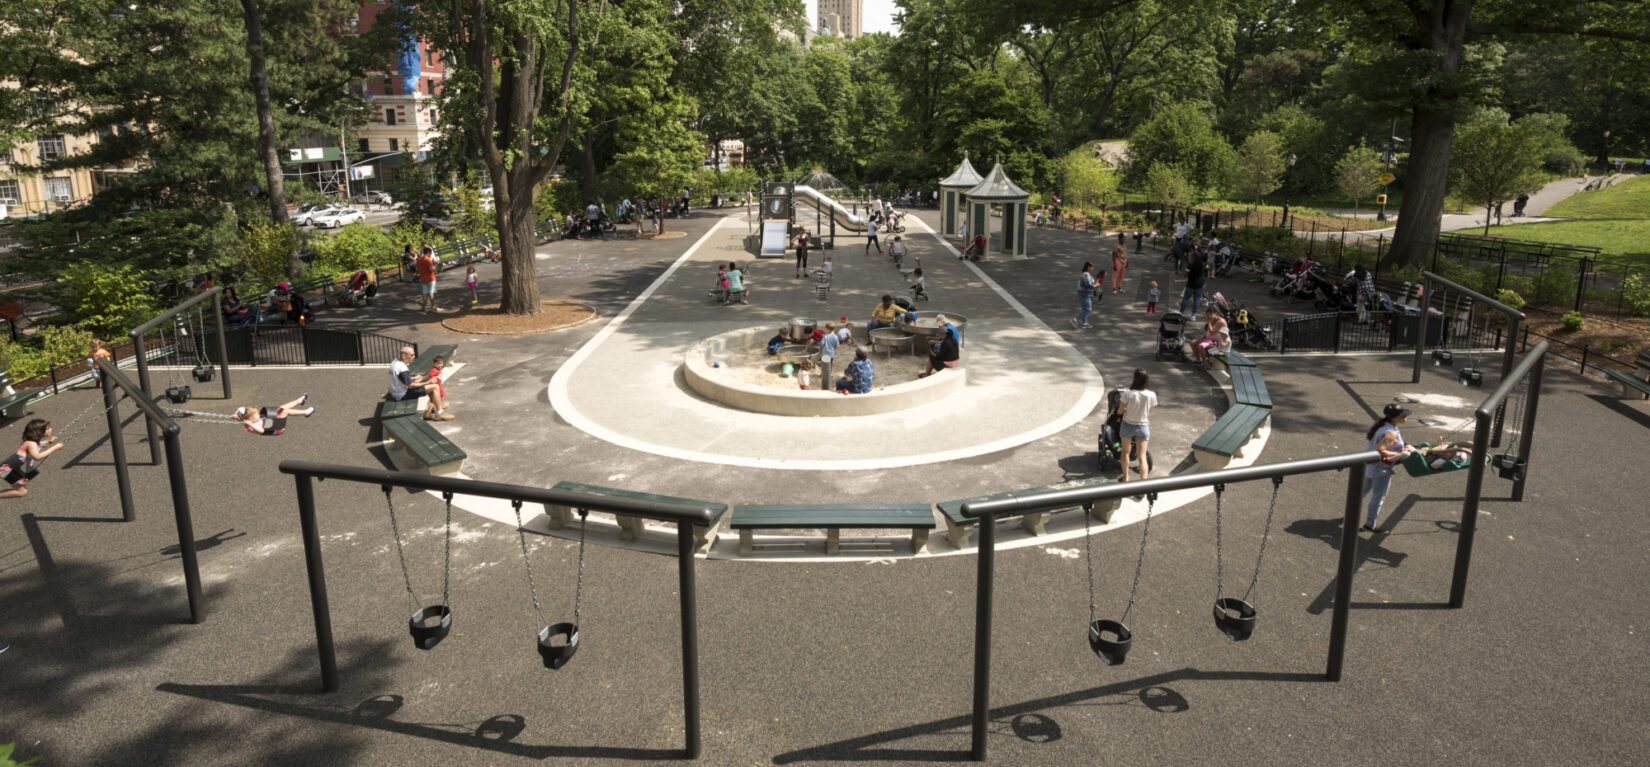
[1278,310,1506,355]
[192,325,410,367]
[1514,325,1638,381]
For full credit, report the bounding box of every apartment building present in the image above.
[0,131,130,219]
[347,2,447,190]
[817,0,863,39]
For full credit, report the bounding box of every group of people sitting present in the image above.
[387,345,455,420]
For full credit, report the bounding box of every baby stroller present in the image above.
[1154,311,1187,361]
[338,270,376,308]
[1097,388,1155,473]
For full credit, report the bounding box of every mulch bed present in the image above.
[440,301,598,336]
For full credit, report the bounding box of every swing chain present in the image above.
[1213,483,1225,599]
[441,492,453,609]
[573,508,588,627]
[511,500,547,627]
[54,392,124,445]
[1082,504,1096,624]
[1243,476,1284,602]
[1122,493,1156,623]
[383,485,419,612]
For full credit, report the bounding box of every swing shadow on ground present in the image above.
[156,643,688,761]
[767,667,1325,763]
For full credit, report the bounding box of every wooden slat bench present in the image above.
[1228,365,1272,409]
[1603,350,1650,400]
[1220,349,1257,367]
[730,504,935,555]
[376,400,466,476]
[410,344,457,375]
[1192,405,1271,470]
[937,476,1123,548]
[0,372,36,422]
[544,481,730,553]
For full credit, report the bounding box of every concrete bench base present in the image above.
[736,526,930,556]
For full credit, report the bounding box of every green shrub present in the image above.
[1495,289,1526,310]
[1620,274,1650,317]
[1561,311,1584,331]
[1529,263,1577,307]
[312,222,397,277]
[1598,339,1631,354]
[61,262,158,337]
[1,742,42,766]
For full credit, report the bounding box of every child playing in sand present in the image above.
[234,394,315,436]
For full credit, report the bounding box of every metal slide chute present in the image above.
[793,184,868,233]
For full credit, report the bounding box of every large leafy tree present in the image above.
[1451,112,1543,234]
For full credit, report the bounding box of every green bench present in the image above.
[544,481,731,553]
[730,504,935,556]
[1,372,37,422]
[410,344,457,376]
[376,400,467,476]
[1219,349,1256,367]
[937,476,1122,549]
[1603,350,1650,401]
[1229,366,1272,409]
[534,220,561,244]
[1192,404,1271,470]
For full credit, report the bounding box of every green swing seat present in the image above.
[1399,442,1484,478]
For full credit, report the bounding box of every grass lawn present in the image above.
[1478,218,1650,270]
[1543,175,1650,219]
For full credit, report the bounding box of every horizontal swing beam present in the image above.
[961,451,1380,519]
[283,461,706,759]
[129,286,229,462]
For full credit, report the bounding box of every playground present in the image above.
[1,190,1647,765]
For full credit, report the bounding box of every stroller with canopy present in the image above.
[1154,311,1188,361]
[338,270,376,308]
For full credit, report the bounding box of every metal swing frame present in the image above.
[279,461,714,759]
[130,287,232,464]
[1412,271,1524,445]
[88,358,208,624]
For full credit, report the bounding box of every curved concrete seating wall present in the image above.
[683,326,966,417]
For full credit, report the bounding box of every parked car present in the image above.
[294,203,342,226]
[311,207,366,229]
[353,191,392,206]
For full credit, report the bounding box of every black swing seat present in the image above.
[1493,453,1527,481]
[408,604,453,650]
[1458,368,1484,387]
[166,385,192,403]
[1432,349,1454,366]
[192,364,215,382]
[1213,597,1257,641]
[1088,619,1132,666]
[538,622,580,670]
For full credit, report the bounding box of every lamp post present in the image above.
[1281,153,1297,229]
[1377,120,1405,222]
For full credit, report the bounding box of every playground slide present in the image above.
[793,184,868,233]
[759,220,790,257]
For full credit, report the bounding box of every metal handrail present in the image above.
[277,461,714,526]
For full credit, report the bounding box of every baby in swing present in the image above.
[235,393,316,436]
[1422,440,1473,471]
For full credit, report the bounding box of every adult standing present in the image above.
[388,346,452,420]
[794,226,811,279]
[415,246,443,312]
[1070,261,1098,329]
[1361,404,1415,533]
[1110,242,1128,293]
[585,201,600,237]
[1178,251,1207,316]
[1117,368,1157,483]
[865,217,883,255]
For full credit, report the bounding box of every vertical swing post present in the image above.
[1511,352,1543,502]
[162,425,205,624]
[1449,408,1494,608]
[1327,466,1365,681]
[101,367,137,522]
[131,326,161,464]
[969,511,996,761]
[295,473,339,691]
[676,523,702,759]
[213,301,232,398]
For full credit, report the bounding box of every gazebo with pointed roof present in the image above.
[963,160,1032,259]
[937,154,984,236]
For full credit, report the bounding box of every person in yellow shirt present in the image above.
[868,295,907,333]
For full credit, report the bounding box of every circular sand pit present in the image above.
[441,301,598,336]
[683,326,963,416]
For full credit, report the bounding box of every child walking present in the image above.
[465,265,479,304]
[0,419,64,499]
[234,394,315,437]
[1146,281,1160,314]
[889,236,906,268]
[909,268,928,301]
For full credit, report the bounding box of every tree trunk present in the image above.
[494,163,541,315]
[579,130,598,204]
[1385,108,1456,268]
[239,0,295,275]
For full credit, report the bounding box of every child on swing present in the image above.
[0,419,63,499]
[1421,440,1474,471]
[234,394,315,436]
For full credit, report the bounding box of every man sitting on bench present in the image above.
[389,346,453,420]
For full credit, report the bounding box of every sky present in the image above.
[805,0,901,35]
